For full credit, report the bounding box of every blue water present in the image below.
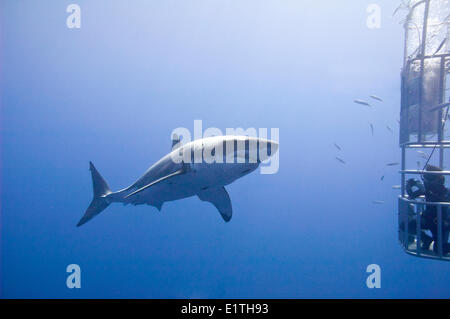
[1,0,449,298]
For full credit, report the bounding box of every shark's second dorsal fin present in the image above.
[172,134,182,150]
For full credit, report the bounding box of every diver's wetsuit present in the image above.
[400,205,433,248]
[422,166,450,255]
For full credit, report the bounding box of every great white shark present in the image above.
[77,135,279,226]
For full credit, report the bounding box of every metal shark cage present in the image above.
[399,0,450,261]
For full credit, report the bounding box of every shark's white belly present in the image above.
[132,162,259,204]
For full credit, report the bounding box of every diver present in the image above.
[406,165,450,255]
[399,202,433,250]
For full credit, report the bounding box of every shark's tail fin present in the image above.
[77,162,112,227]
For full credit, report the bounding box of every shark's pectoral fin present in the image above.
[197,187,232,222]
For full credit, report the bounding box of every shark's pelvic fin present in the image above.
[197,186,232,222]
[154,202,163,211]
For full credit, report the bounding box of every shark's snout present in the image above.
[257,138,279,162]
[267,140,279,156]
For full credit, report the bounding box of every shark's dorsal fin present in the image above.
[197,186,232,222]
[172,134,182,150]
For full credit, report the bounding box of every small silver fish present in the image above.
[354,99,371,106]
[381,176,385,181]
[370,123,374,136]
[392,185,401,189]
[334,143,342,151]
[370,95,384,102]
[387,162,400,166]
[372,200,385,205]
[387,126,393,133]
[336,157,346,164]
